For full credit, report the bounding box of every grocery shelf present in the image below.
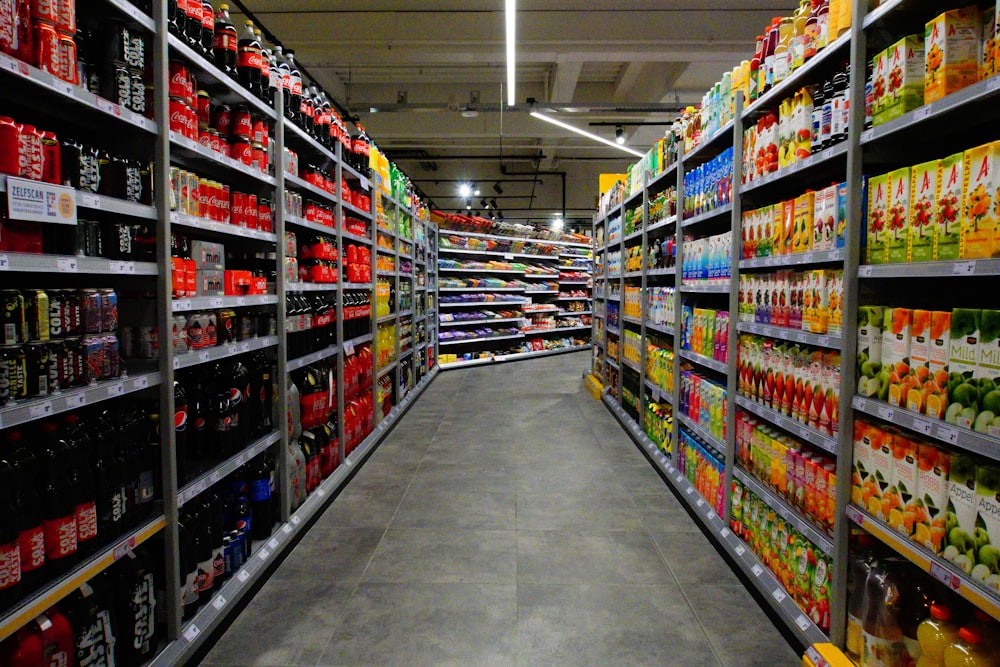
[680,282,731,294]
[438,332,525,346]
[341,333,374,355]
[178,431,282,507]
[602,393,829,648]
[439,228,589,249]
[440,317,523,327]
[607,325,620,336]
[606,358,620,371]
[622,315,642,326]
[646,267,676,277]
[376,270,399,278]
[851,395,1000,460]
[678,349,728,374]
[377,360,399,375]
[858,258,1000,278]
[738,142,849,195]
[172,295,279,311]
[647,163,679,191]
[342,230,373,245]
[622,358,642,373]
[733,467,833,554]
[342,282,373,290]
[438,300,525,308]
[438,247,560,260]
[643,378,672,404]
[438,268,525,274]
[490,344,591,364]
[624,228,644,244]
[683,119,735,165]
[846,505,1000,622]
[399,309,414,319]
[75,190,158,219]
[173,336,279,371]
[555,295,590,301]
[861,0,905,28]
[524,290,559,295]
[284,172,339,206]
[438,357,496,369]
[534,325,591,333]
[106,0,154,30]
[736,322,842,350]
[150,370,439,666]
[0,515,167,644]
[170,212,278,243]
[169,132,276,187]
[399,347,414,361]
[558,280,591,285]
[557,310,592,316]
[736,395,839,456]
[284,215,337,236]
[647,216,678,234]
[340,161,370,185]
[623,270,643,279]
[377,313,398,324]
[677,413,728,455]
[740,248,846,270]
[623,187,644,210]
[166,35,275,119]
[439,286,526,292]
[0,372,160,430]
[283,118,336,163]
[342,199,374,220]
[645,321,676,337]
[286,282,338,292]
[0,252,158,275]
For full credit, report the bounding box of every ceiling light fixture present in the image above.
[490,198,498,209]
[615,125,625,145]
[493,182,503,195]
[552,219,564,231]
[473,183,481,196]
[530,111,644,157]
[459,182,472,197]
[506,0,516,106]
[481,198,489,209]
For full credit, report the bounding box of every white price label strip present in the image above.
[267,538,279,550]
[752,564,764,577]
[66,393,87,408]
[796,615,811,631]
[913,419,933,436]
[696,498,704,507]
[258,548,270,561]
[182,625,200,642]
[212,595,227,610]
[29,402,53,418]
[877,406,894,421]
[107,383,125,398]
[57,257,77,272]
[772,588,786,603]
[291,514,301,525]
[937,425,959,444]
[930,561,962,591]
[735,545,746,556]
[720,528,730,537]
[845,505,865,525]
[282,524,292,535]
[237,570,250,583]
[79,193,100,208]
[953,261,975,275]
[0,254,8,270]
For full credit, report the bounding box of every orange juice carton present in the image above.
[944,453,978,574]
[887,167,912,263]
[852,421,874,507]
[981,6,996,79]
[888,433,919,536]
[820,351,840,436]
[813,184,838,251]
[925,7,983,104]
[793,191,815,254]
[793,87,814,162]
[947,308,981,429]
[872,48,890,125]
[869,426,895,521]
[916,443,951,553]
[974,462,1000,577]
[961,140,1000,259]
[778,97,794,170]
[907,310,933,414]
[910,160,940,263]
[937,153,965,260]
[926,311,953,419]
[883,308,913,409]
[827,269,844,336]
[976,309,1000,436]
[808,270,830,335]
[772,204,785,256]
[857,306,885,399]
[866,172,890,264]
[885,35,925,121]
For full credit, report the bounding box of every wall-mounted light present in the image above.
[481,198,489,209]
[473,182,481,196]
[615,125,625,145]
[490,198,498,209]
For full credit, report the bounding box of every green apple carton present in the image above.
[936,153,964,260]
[945,452,979,574]
[857,306,886,399]
[910,160,939,263]
[974,463,1000,590]
[867,172,890,264]
[976,309,1000,436]
[887,167,912,263]
[885,35,926,121]
[947,308,981,428]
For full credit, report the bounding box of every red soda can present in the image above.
[232,105,251,139]
[197,178,210,219]
[258,197,272,232]
[39,130,60,185]
[168,60,187,99]
[198,130,210,148]
[209,181,222,222]
[0,3,18,56]
[31,0,55,23]
[206,128,219,153]
[220,184,230,223]
[17,124,42,181]
[0,117,20,175]
[210,104,230,137]
[250,143,264,172]
[168,99,187,136]
[230,138,251,165]
[246,193,257,229]
[196,90,210,126]
[57,32,76,84]
[53,0,73,33]
[32,20,59,76]
[186,104,198,139]
[231,191,245,227]
[251,117,265,144]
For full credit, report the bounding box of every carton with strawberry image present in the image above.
[827,270,844,337]
[836,182,848,249]
[883,307,913,409]
[961,140,1000,259]
[885,35,925,121]
[916,443,950,553]
[980,7,996,80]
[909,160,939,263]
[866,172,890,264]
[925,7,983,104]
[937,153,965,260]
[887,167,912,263]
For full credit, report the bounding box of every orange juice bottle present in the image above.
[943,626,994,667]
[917,604,960,667]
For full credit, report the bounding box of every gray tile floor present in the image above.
[201,352,800,667]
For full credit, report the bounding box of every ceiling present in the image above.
[236,1,786,229]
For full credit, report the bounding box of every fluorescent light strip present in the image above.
[506,0,516,106]
[530,111,645,157]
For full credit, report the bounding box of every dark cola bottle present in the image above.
[174,380,190,483]
[178,517,200,619]
[62,576,116,667]
[61,415,98,556]
[213,4,238,78]
[0,447,21,610]
[229,359,251,448]
[5,432,46,594]
[185,0,203,53]
[167,0,184,38]
[201,1,215,58]
[247,352,274,437]
[249,455,273,539]
[38,423,78,575]
[285,49,302,124]
[109,546,158,665]
[91,410,125,541]
[237,20,261,97]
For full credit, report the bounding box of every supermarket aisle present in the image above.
[201,353,799,667]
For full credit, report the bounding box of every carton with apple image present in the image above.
[916,443,950,553]
[946,308,981,428]
[974,463,1000,592]
[885,35,925,121]
[871,49,890,126]
[883,307,913,408]
[857,306,887,399]
[975,309,1000,436]
[944,452,979,574]
[937,152,964,260]
[926,311,953,419]
[909,160,939,263]
[836,182,848,249]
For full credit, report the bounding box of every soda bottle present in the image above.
[110,546,157,665]
[213,3,238,78]
[39,422,78,574]
[0,624,45,666]
[210,382,234,460]
[229,359,251,447]
[264,38,280,106]
[274,45,290,112]
[862,559,907,667]
[201,493,225,584]
[287,439,306,510]
[237,20,261,96]
[300,83,316,134]
[167,0,184,37]
[5,432,46,593]
[135,411,156,515]
[61,415,99,556]
[943,626,994,667]
[249,455,273,539]
[190,505,215,596]
[174,379,189,483]
[178,516,200,618]
[187,372,210,461]
[62,578,116,667]
[92,410,126,540]
[248,352,274,437]
[38,608,75,667]
[114,410,139,527]
[200,0,215,57]
[0,446,22,610]
[285,49,302,123]
[185,0,203,52]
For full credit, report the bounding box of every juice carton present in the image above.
[807,350,825,429]
[888,433,919,536]
[981,6,996,80]
[869,426,895,520]
[883,307,913,407]
[961,140,1000,259]
[916,443,951,553]
[814,184,838,251]
[937,152,964,259]
[809,270,830,335]
[793,87,814,161]
[852,420,875,507]
[925,7,983,104]
[866,172,890,264]
[836,182,848,248]
[827,270,844,336]
[975,463,1000,580]
[910,160,940,263]
[927,311,953,419]
[857,306,886,399]
[887,167,912,263]
[947,308,981,428]
[778,97,794,170]
[825,351,841,437]
[907,310,932,415]
[782,199,795,255]
[976,309,1000,436]
[794,191,815,254]
[885,35,925,121]
[872,48,890,125]
[772,204,785,257]
[945,453,979,574]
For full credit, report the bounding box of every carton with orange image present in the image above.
[925,7,982,104]
[883,307,913,408]
[926,310,952,419]
[906,309,932,415]
[915,442,950,553]
[961,140,1000,259]
[886,430,919,536]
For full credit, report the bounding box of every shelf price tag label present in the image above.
[291,514,301,525]
[79,193,100,209]
[209,297,224,308]
[845,505,865,526]
[212,595,227,610]
[752,564,764,577]
[861,129,874,143]
[936,425,959,445]
[237,569,250,583]
[174,299,192,311]
[316,487,326,497]
[858,265,872,277]
[0,254,7,271]
[913,418,934,436]
[258,548,270,561]
[267,538,279,550]
[282,524,292,535]
[914,105,933,121]
[772,588,787,603]
[343,340,355,356]
[953,261,976,275]
[65,393,87,408]
[29,401,53,418]
[796,615,811,631]
[877,406,894,421]
[852,396,864,410]
[57,257,77,272]
[695,498,704,507]
[930,561,962,591]
[720,527,731,538]
[182,625,200,642]
[107,383,125,398]
[735,545,746,556]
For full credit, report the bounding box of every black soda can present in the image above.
[48,289,67,339]
[0,344,26,401]
[79,289,103,334]
[1,289,25,345]
[24,341,49,398]
[102,334,120,379]
[47,340,64,392]
[63,337,84,388]
[62,291,82,337]
[99,289,118,333]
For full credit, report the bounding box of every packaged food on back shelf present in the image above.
[645,398,673,454]
[622,330,641,367]
[647,286,676,329]
[738,269,844,335]
[623,286,641,319]
[682,149,734,220]
[681,232,732,284]
[678,428,726,518]
[646,342,674,394]
[741,183,846,260]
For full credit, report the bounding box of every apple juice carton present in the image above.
[975,463,1000,579]
[937,152,964,260]
[887,167,912,263]
[945,453,979,574]
[948,308,981,428]
[883,307,913,408]
[961,140,1000,259]
[916,443,951,553]
[827,270,844,336]
[925,7,983,104]
[888,433,919,536]
[872,48,890,126]
[866,172,890,264]
[976,309,1000,436]
[885,35,925,121]
[793,191,815,254]
[909,160,940,263]
[857,306,885,398]
[927,311,953,419]
[836,182,848,249]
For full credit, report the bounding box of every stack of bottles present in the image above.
[375,280,393,319]
[741,184,847,259]
[678,429,726,518]
[738,269,844,335]
[376,322,398,369]
[284,293,337,358]
[644,399,674,454]
[679,369,728,441]
[650,186,677,224]
[647,287,676,329]
[681,232,732,285]
[342,344,375,455]
[738,335,841,437]
[622,330,642,367]
[680,305,730,364]
[682,149,734,220]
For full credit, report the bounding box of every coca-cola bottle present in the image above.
[174,380,189,483]
[255,28,272,104]
[0,446,22,610]
[249,456,273,539]
[61,415,98,557]
[237,20,261,97]
[265,40,280,107]
[285,49,302,123]
[62,578,116,667]
[213,3,238,78]
[5,432,46,593]
[136,412,156,514]
[274,45,291,114]
[167,0,184,38]
[110,546,157,665]
[39,422,78,574]
[185,0,203,53]
[201,0,215,57]
[301,83,316,134]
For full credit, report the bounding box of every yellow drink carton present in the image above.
[945,453,978,574]
[887,167,912,263]
[925,7,983,104]
[771,204,784,257]
[981,7,996,80]
[793,87,814,162]
[866,172,890,264]
[852,421,874,507]
[961,140,1000,259]
[916,443,950,553]
[937,152,964,259]
[809,270,829,335]
[948,308,981,429]
[910,160,939,263]
[793,191,815,254]
[886,35,925,121]
[884,307,913,407]
[888,434,919,536]
[908,309,932,414]
[827,270,844,337]
[927,311,952,419]
[872,49,890,125]
[976,309,1000,436]
[778,97,794,169]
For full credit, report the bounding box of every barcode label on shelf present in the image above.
[772,588,786,603]
[696,498,704,507]
[343,341,355,355]
[209,297,224,308]
[95,98,117,115]
[685,486,694,495]
[238,342,250,353]
[735,545,745,556]
[267,538,279,550]
[237,569,250,583]
[877,406,894,421]
[930,562,962,591]
[316,487,326,497]
[291,515,301,525]
[212,595,227,610]
[182,625,199,642]
[852,396,864,410]
[795,615,811,631]
[57,257,77,272]
[29,401,53,418]
[199,351,210,363]
[720,527,730,538]
[282,524,292,535]
[258,548,270,561]
[54,80,73,96]
[79,193,100,208]
[111,261,136,274]
[175,299,192,311]
[953,261,976,275]
[112,537,135,561]
[845,505,865,525]
[752,564,764,577]
[861,129,874,143]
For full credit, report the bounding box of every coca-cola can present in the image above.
[198,129,211,149]
[250,143,264,172]
[211,104,230,137]
[197,177,210,219]
[220,184,230,223]
[230,138,251,165]
[46,340,63,393]
[197,90,210,126]
[98,288,117,332]
[0,117,19,175]
[78,288,102,334]
[231,191,245,227]
[168,60,187,100]
[57,33,77,85]
[101,333,119,378]
[32,20,60,75]
[80,335,102,383]
[232,105,251,139]
[205,312,216,347]
[209,128,222,154]
[31,0,56,23]
[24,340,49,397]
[258,198,272,232]
[185,312,207,350]
[0,344,26,403]
[17,124,43,181]
[246,194,258,230]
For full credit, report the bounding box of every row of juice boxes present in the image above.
[678,370,728,442]
[852,419,1000,590]
[737,269,845,336]
[678,428,726,519]
[866,141,1000,263]
[646,343,675,395]
[644,400,674,454]
[622,329,642,366]
[681,231,733,283]
[647,286,676,329]
[742,183,848,259]
[680,306,730,364]
[682,148,735,220]
[623,286,642,319]
[737,335,842,438]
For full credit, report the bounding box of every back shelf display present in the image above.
[741,184,846,260]
[739,269,844,338]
